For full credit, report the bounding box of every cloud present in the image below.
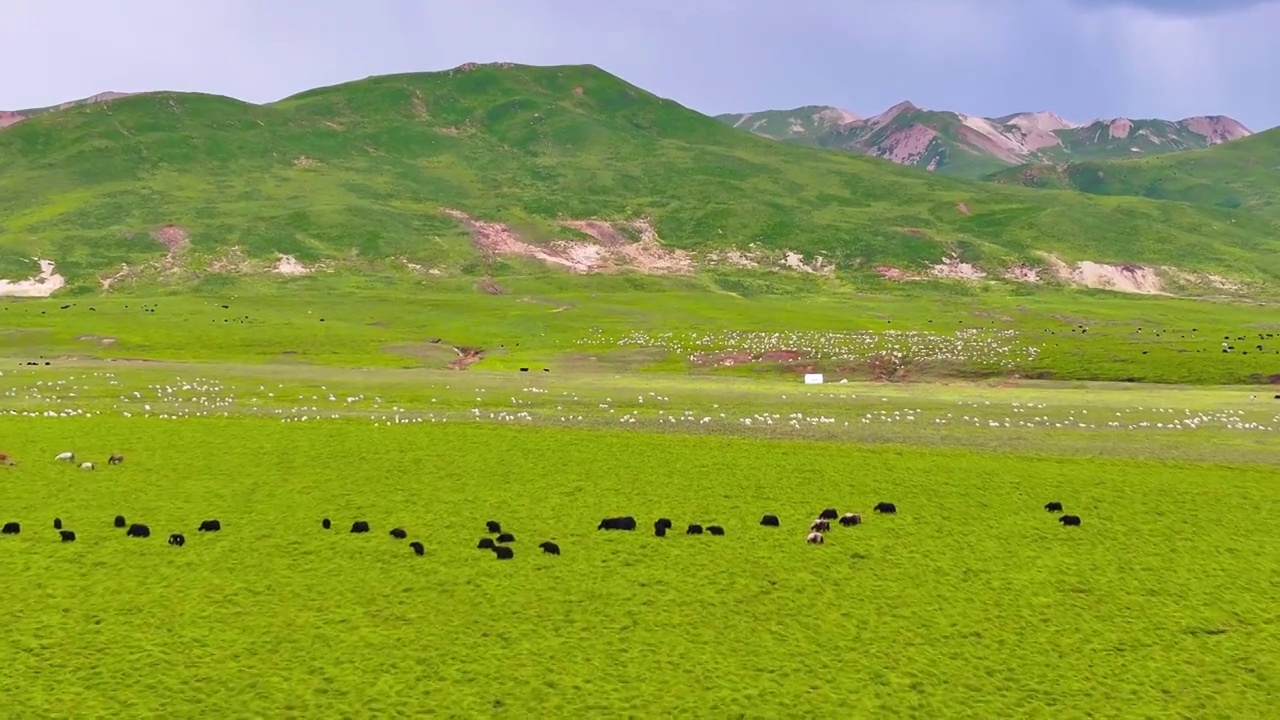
[1066,0,1271,15]
[0,0,1276,130]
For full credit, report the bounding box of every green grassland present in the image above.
[4,277,1280,385]
[986,127,1280,218]
[1,354,1278,716]
[2,63,1280,288]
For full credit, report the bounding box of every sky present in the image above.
[2,0,1277,130]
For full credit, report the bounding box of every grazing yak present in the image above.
[1059,515,1082,527]
[322,518,331,530]
[874,502,897,514]
[655,518,673,530]
[707,525,725,536]
[108,454,124,465]
[198,519,222,532]
[810,519,830,533]
[839,513,862,527]
[486,520,502,534]
[79,462,95,471]
[389,528,408,539]
[168,533,185,547]
[806,532,825,544]
[819,508,839,520]
[127,523,151,538]
[53,517,62,530]
[539,541,561,555]
[497,533,515,543]
[1044,502,1064,513]
[114,515,127,529]
[760,514,780,527]
[59,530,76,542]
[597,516,637,531]
[409,541,425,556]
[0,453,14,467]
[55,452,75,463]
[477,537,496,550]
[492,546,514,560]
[2,522,20,535]
[686,524,704,535]
[350,521,370,534]
[654,523,667,537]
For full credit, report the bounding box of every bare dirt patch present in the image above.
[1041,253,1165,294]
[930,255,987,280]
[477,277,505,295]
[208,246,256,274]
[272,255,313,276]
[876,265,923,281]
[572,86,584,97]
[955,202,971,216]
[0,259,66,298]
[782,252,833,275]
[443,209,693,275]
[153,225,190,254]
[449,345,485,370]
[900,228,929,238]
[1003,264,1042,283]
[292,156,319,167]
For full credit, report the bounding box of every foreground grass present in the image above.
[3,287,1279,715]
[1,407,1276,716]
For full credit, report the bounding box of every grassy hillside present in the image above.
[1,62,1278,291]
[988,128,1280,217]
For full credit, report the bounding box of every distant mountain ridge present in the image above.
[715,102,1252,177]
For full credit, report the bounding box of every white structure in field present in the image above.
[803,373,824,385]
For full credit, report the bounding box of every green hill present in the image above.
[987,128,1280,218]
[1,62,1278,295]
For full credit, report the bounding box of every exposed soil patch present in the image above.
[930,255,987,280]
[410,89,428,118]
[209,246,255,273]
[477,277,505,295]
[153,225,190,255]
[273,255,313,276]
[1004,264,1042,283]
[782,252,833,275]
[955,202,971,215]
[572,86,584,97]
[292,156,319,167]
[449,345,485,370]
[876,265,923,281]
[99,264,132,290]
[900,228,929,238]
[1041,253,1165,294]
[0,259,66,298]
[443,208,692,275]
[76,335,117,346]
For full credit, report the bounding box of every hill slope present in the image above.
[716,103,1252,177]
[0,62,1277,296]
[987,127,1280,218]
[0,92,132,129]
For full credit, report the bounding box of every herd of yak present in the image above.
[0,452,1082,558]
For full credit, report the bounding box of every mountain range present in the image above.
[0,62,1277,299]
[715,103,1253,177]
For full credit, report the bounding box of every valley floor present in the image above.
[1,286,1278,716]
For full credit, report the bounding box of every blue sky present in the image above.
[3,0,1276,130]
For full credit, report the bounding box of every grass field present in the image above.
[2,285,1280,716]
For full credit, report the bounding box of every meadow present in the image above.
[2,284,1280,717]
